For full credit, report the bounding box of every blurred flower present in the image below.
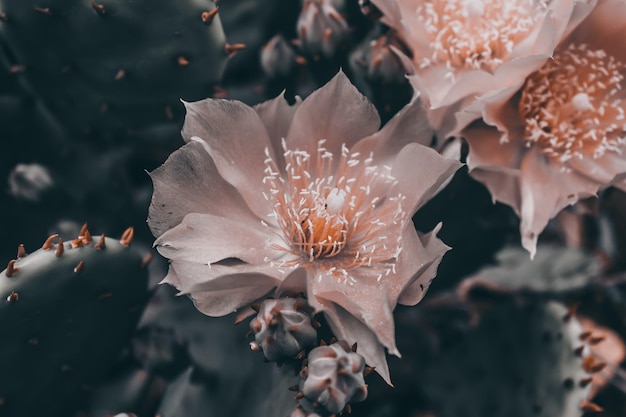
[371,0,596,139]
[460,0,626,257]
[148,72,461,383]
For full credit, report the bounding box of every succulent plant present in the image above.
[0,226,149,417]
[250,297,318,362]
[409,300,595,417]
[0,0,229,138]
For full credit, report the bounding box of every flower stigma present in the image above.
[262,139,406,283]
[518,43,626,164]
[416,0,546,73]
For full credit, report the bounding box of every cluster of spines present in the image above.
[4,224,150,304]
[563,305,606,414]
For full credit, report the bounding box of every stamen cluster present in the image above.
[519,43,626,163]
[417,0,545,73]
[263,139,405,283]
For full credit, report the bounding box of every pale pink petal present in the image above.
[164,261,284,316]
[519,148,600,257]
[469,168,522,215]
[181,99,275,220]
[391,143,463,214]
[148,139,257,237]
[463,124,525,213]
[285,71,380,160]
[155,212,280,265]
[308,295,392,385]
[310,273,398,357]
[479,86,526,135]
[276,267,308,296]
[394,223,450,306]
[253,93,303,171]
[567,152,626,185]
[163,260,283,294]
[612,177,626,192]
[565,0,626,59]
[351,97,435,164]
[416,67,494,110]
[465,126,525,171]
[557,0,598,39]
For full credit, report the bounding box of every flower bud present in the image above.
[301,341,368,414]
[8,163,54,202]
[297,0,349,59]
[351,30,407,84]
[250,298,317,361]
[261,34,298,79]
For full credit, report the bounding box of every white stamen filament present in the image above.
[261,141,405,283]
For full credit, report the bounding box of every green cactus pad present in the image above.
[0,0,228,137]
[0,230,149,417]
[413,300,591,417]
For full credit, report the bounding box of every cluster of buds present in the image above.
[250,298,317,362]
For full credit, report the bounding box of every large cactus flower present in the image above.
[148,72,460,383]
[460,0,626,257]
[370,0,596,139]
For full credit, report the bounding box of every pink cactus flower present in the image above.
[148,72,461,383]
[370,0,596,139]
[460,0,626,257]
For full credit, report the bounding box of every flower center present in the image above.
[417,0,544,73]
[518,43,626,163]
[263,140,405,282]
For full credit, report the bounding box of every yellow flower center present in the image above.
[417,0,543,73]
[263,140,405,282]
[518,43,626,163]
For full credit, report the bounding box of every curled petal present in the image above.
[395,223,450,306]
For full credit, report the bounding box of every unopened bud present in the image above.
[301,341,368,414]
[351,30,407,84]
[261,34,298,78]
[297,0,349,59]
[250,298,317,361]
